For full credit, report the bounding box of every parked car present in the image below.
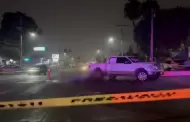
[88,56,163,82]
[27,65,48,75]
[162,58,185,71]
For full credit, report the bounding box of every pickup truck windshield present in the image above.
[128,57,144,63]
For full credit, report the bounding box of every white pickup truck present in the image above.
[88,56,163,81]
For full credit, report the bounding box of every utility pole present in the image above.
[116,25,129,56]
[20,34,23,66]
[120,28,124,56]
[16,15,23,66]
[150,9,154,62]
[19,16,23,67]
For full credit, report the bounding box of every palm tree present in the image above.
[124,0,142,27]
[124,0,159,27]
[125,0,160,59]
[141,0,160,16]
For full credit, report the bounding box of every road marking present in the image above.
[17,81,40,84]
[51,80,59,83]
[20,109,47,122]
[21,83,47,94]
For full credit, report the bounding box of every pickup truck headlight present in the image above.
[149,65,158,70]
[81,66,88,71]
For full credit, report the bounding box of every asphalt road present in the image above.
[0,69,190,122]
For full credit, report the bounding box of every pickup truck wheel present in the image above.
[92,69,104,80]
[136,69,148,82]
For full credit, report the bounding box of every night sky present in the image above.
[0,0,189,60]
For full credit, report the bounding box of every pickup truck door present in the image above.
[107,57,133,75]
[107,57,117,75]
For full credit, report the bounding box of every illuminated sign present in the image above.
[24,58,30,62]
[33,47,46,51]
[52,54,59,62]
[52,54,59,59]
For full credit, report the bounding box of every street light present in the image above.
[29,32,37,38]
[108,37,114,44]
[96,49,101,54]
[20,32,37,66]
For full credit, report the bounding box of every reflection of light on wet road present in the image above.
[21,83,47,94]
[51,80,58,83]
[20,109,47,122]
[17,75,47,83]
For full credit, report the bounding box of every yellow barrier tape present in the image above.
[0,88,190,110]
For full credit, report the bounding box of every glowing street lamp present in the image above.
[29,32,37,38]
[96,49,101,54]
[108,37,114,44]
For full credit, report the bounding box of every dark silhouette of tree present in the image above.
[124,0,141,27]
[0,46,20,60]
[134,7,190,56]
[63,48,72,53]
[0,11,40,57]
[127,45,134,55]
[141,0,160,16]
[124,0,160,27]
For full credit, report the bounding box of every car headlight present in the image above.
[149,65,158,70]
[28,68,39,72]
[81,66,87,71]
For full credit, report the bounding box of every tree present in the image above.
[124,0,160,27]
[0,11,40,57]
[124,0,142,27]
[0,46,20,60]
[141,0,160,16]
[64,48,72,53]
[134,7,190,56]
[127,45,134,55]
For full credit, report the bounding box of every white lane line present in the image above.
[17,80,42,84]
[20,109,47,122]
[20,83,48,95]
[17,79,59,84]
[51,80,59,83]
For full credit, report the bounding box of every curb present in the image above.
[162,71,190,77]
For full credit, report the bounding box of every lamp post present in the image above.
[150,9,154,62]
[20,33,23,66]
[116,25,129,56]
